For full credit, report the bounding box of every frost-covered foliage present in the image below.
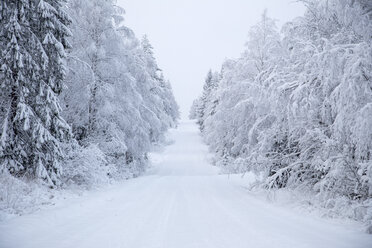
[61,0,179,178]
[192,0,372,225]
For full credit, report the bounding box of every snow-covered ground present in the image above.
[0,120,371,248]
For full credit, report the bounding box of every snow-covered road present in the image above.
[0,121,371,248]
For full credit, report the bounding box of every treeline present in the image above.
[0,0,179,189]
[191,0,372,219]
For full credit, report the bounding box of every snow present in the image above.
[0,120,371,248]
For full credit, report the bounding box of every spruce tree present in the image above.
[0,0,71,185]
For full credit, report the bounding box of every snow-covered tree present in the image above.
[0,0,72,185]
[245,9,281,74]
[192,70,219,131]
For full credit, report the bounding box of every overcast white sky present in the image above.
[117,0,306,118]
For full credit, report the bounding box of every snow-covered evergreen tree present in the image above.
[192,70,219,131]
[0,0,72,185]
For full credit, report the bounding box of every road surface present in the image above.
[0,120,371,248]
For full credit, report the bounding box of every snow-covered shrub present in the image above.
[62,144,112,189]
[0,171,31,215]
[0,169,52,218]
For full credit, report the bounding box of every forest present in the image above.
[191,0,372,230]
[0,0,178,213]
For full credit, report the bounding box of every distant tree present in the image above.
[193,70,219,131]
